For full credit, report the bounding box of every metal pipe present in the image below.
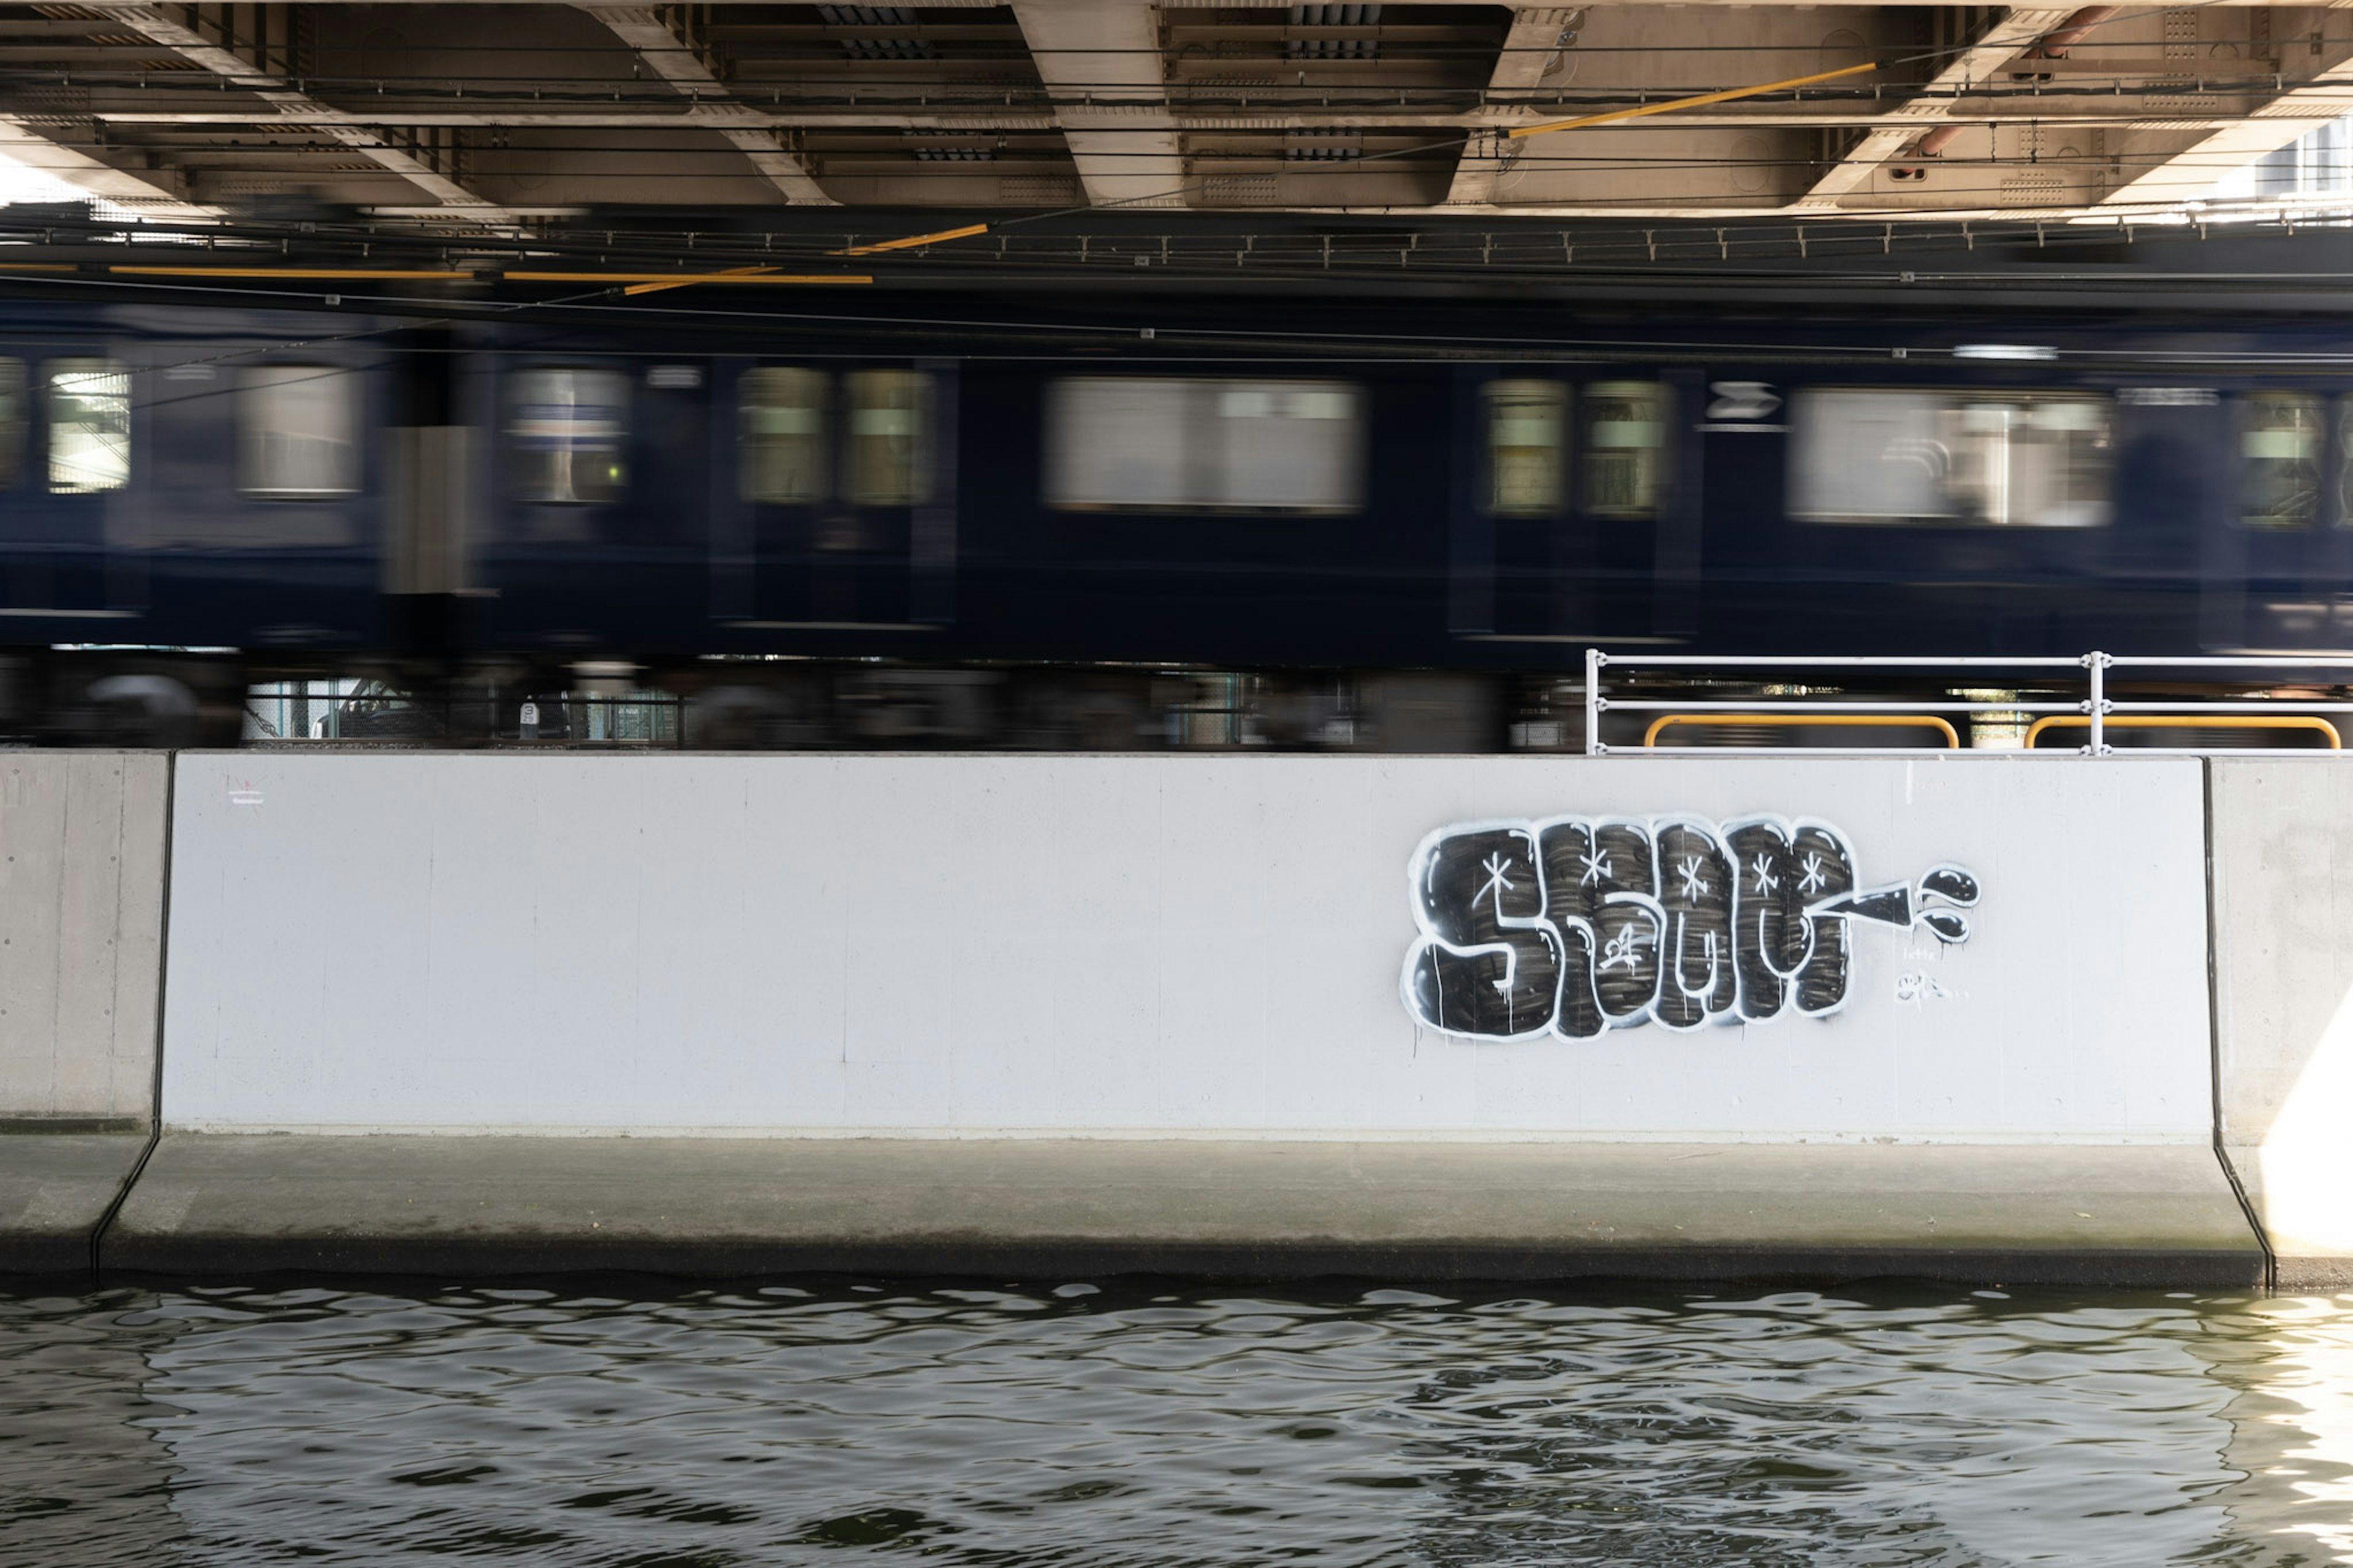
[2109,700,2353,713]
[2109,654,2353,667]
[1585,645,1603,756]
[2087,650,2108,754]
[1508,59,1879,139]
[1914,123,1963,158]
[1605,699,2079,713]
[2033,6,2119,59]
[1594,654,2087,668]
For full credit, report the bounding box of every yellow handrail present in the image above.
[1643,713,1961,748]
[506,271,872,287]
[2026,714,2343,749]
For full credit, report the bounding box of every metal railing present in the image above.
[1586,650,2353,756]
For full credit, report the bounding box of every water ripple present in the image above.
[4,1281,2353,1565]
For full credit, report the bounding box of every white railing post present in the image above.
[2086,650,2109,756]
[1585,646,1604,756]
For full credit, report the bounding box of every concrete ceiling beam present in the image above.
[0,116,213,218]
[2099,37,2353,206]
[86,4,523,224]
[1447,7,1583,205]
[1010,0,1184,208]
[578,4,835,205]
[1791,8,2077,212]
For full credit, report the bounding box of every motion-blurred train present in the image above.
[1,270,2346,747]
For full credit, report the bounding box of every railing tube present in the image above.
[1585,646,1604,756]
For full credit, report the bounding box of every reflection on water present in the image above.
[4,1281,2353,1566]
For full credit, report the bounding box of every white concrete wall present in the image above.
[0,752,169,1121]
[2210,760,2353,1271]
[159,752,2211,1140]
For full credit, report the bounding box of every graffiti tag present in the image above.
[1401,815,1979,1041]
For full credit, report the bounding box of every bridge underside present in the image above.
[0,2,2340,230]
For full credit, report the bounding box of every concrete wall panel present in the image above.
[0,753,170,1122]
[2209,759,2353,1278]
[159,753,2209,1140]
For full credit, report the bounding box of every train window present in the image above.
[510,368,627,504]
[1044,376,1364,512]
[1584,381,1669,518]
[238,366,360,498]
[2240,393,2322,529]
[739,368,829,504]
[1208,381,1360,510]
[1046,379,1192,507]
[846,369,931,507]
[47,358,129,494]
[1484,380,1566,516]
[2230,390,2324,532]
[0,359,23,490]
[1790,388,2110,528]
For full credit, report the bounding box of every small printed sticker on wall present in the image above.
[228,776,263,806]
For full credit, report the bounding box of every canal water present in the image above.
[5,1280,2351,1566]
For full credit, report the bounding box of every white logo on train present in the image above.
[1704,381,1783,422]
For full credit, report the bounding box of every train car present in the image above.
[1,273,2349,747]
[0,294,393,740]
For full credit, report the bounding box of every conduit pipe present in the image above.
[2033,6,2119,59]
[1914,124,1964,158]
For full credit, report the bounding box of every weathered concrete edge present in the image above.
[96,1232,2267,1289]
[0,1134,156,1279]
[87,1133,2269,1288]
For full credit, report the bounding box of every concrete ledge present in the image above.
[0,1134,150,1276]
[2218,1144,2343,1290]
[102,1135,2264,1286]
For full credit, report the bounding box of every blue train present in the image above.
[0,278,2345,746]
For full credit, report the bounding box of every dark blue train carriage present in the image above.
[1,268,2349,745]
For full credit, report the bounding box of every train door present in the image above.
[1454,368,1699,645]
[143,342,382,651]
[2192,388,2353,651]
[482,356,716,657]
[0,346,143,623]
[712,359,956,632]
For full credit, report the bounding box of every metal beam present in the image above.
[89,107,2290,135]
[579,4,835,206]
[1011,0,1184,208]
[87,4,521,223]
[1791,8,2074,211]
[1447,7,1582,205]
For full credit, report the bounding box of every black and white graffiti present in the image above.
[1401,816,1979,1041]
